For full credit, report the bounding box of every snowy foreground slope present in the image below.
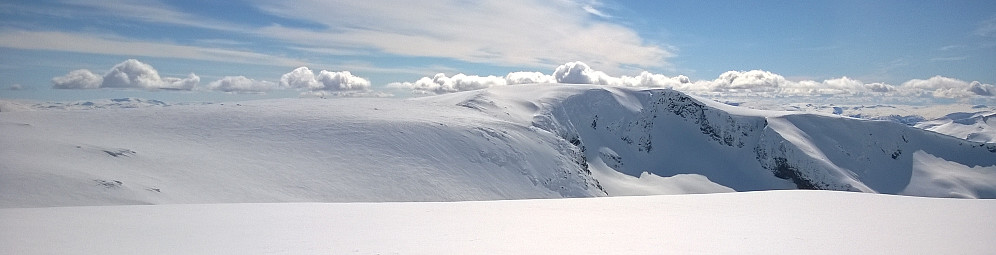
[2,191,995,255]
[2,84,996,208]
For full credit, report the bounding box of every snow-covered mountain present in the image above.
[0,97,173,112]
[437,85,996,198]
[732,101,996,143]
[2,85,995,208]
[915,111,996,143]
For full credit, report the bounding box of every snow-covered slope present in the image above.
[0,96,603,208]
[732,101,996,143]
[915,111,996,143]
[2,191,994,255]
[2,84,996,208]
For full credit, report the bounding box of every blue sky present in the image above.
[0,0,994,102]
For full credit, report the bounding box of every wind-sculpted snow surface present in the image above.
[2,85,996,208]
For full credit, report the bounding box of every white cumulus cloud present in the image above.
[505,72,556,85]
[775,77,878,96]
[391,61,995,100]
[969,81,994,96]
[51,59,199,90]
[316,70,371,91]
[617,72,691,88]
[279,66,372,96]
[207,76,277,94]
[387,73,507,95]
[52,69,103,89]
[709,70,789,93]
[550,62,691,88]
[900,76,995,98]
[554,61,606,84]
[865,82,896,93]
[280,66,319,90]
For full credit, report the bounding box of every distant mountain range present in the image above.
[2,85,994,208]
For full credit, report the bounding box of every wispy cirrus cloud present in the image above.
[0,1,307,68]
[0,29,308,67]
[930,56,968,62]
[580,0,612,18]
[253,0,670,71]
[939,45,965,51]
[5,0,670,74]
[975,16,996,37]
[58,0,249,32]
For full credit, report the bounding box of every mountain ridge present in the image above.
[2,84,995,208]
[438,85,996,197]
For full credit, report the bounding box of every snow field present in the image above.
[2,190,993,255]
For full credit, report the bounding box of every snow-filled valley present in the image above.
[2,84,996,254]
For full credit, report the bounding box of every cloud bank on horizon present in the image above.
[51,59,995,101]
[387,61,994,100]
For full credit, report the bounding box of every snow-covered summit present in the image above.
[2,84,995,208]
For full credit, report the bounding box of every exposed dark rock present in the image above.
[770,158,819,190]
[102,149,136,157]
[94,179,123,188]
